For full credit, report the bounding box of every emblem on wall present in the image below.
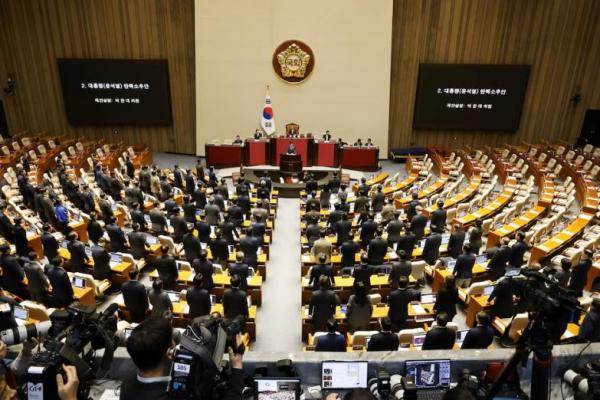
[272,40,315,84]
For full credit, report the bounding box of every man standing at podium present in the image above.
[323,130,332,141]
[287,142,297,155]
[253,129,262,139]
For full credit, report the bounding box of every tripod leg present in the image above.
[531,349,552,400]
[485,346,530,400]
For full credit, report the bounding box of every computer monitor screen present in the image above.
[483,285,494,296]
[13,305,28,320]
[456,330,469,343]
[124,328,133,340]
[110,254,122,264]
[84,247,92,257]
[505,269,520,277]
[476,254,487,264]
[446,259,456,271]
[405,359,451,389]
[420,293,437,304]
[73,277,86,288]
[412,334,426,347]
[146,235,158,245]
[441,235,450,245]
[167,292,180,303]
[253,378,301,400]
[61,240,69,249]
[321,361,368,389]
[210,295,217,306]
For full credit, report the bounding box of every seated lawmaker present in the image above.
[286,142,297,155]
[315,319,346,352]
[233,135,243,144]
[422,312,456,350]
[367,318,399,351]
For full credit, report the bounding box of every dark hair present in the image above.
[193,273,204,288]
[230,274,241,289]
[51,256,63,267]
[152,279,163,292]
[476,311,491,326]
[436,312,449,327]
[380,317,393,332]
[398,249,407,259]
[344,388,377,400]
[132,222,140,231]
[326,318,338,333]
[319,275,330,290]
[353,281,368,306]
[445,275,456,289]
[398,275,408,288]
[127,317,173,373]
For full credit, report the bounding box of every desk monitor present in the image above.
[210,295,217,306]
[253,378,301,400]
[405,359,451,389]
[73,277,86,289]
[420,293,437,304]
[446,259,456,271]
[412,334,426,347]
[476,254,487,264]
[441,234,450,245]
[146,235,158,245]
[110,254,123,264]
[483,285,494,296]
[505,269,520,277]
[84,247,92,258]
[61,240,69,249]
[13,305,28,321]
[167,292,180,303]
[321,361,368,389]
[456,330,469,343]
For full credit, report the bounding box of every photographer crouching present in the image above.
[121,316,245,400]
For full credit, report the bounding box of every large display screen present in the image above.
[57,58,172,126]
[413,64,530,131]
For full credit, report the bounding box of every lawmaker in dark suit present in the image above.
[315,319,346,352]
[13,218,30,257]
[422,230,442,266]
[170,208,188,243]
[229,252,250,291]
[389,250,412,286]
[92,239,113,282]
[340,237,360,268]
[430,201,447,233]
[148,279,173,318]
[386,215,404,246]
[24,253,50,303]
[130,203,148,231]
[309,254,334,290]
[67,232,90,273]
[447,224,466,259]
[487,238,512,281]
[577,298,600,342]
[106,217,128,252]
[508,232,528,269]
[210,229,230,267]
[352,254,375,290]
[46,257,74,308]
[153,247,178,290]
[187,274,212,320]
[367,318,400,351]
[223,275,249,322]
[410,210,427,241]
[434,276,459,321]
[406,193,420,221]
[461,312,494,349]
[87,213,105,245]
[335,215,352,244]
[359,215,378,248]
[396,229,416,257]
[387,276,419,331]
[367,231,388,265]
[182,230,202,263]
[41,224,59,261]
[192,250,214,291]
[488,277,515,319]
[569,249,593,297]
[128,223,150,260]
[122,279,149,323]
[309,276,341,332]
[240,229,260,267]
[422,313,456,350]
[449,241,473,286]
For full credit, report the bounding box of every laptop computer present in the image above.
[109,254,123,267]
[441,234,450,245]
[253,378,301,400]
[412,334,426,348]
[72,277,86,289]
[210,295,217,306]
[84,246,92,258]
[505,269,521,277]
[420,293,437,305]
[167,291,180,303]
[483,285,495,296]
[405,359,451,400]
[446,259,456,271]
[456,329,469,344]
[13,305,29,323]
[321,361,368,398]
[61,240,69,249]
[475,254,487,264]
[146,235,158,245]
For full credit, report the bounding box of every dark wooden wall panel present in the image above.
[389,0,600,151]
[0,0,195,154]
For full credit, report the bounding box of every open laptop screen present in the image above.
[253,378,301,400]
[405,359,451,389]
[322,361,368,390]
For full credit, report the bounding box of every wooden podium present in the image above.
[280,153,302,174]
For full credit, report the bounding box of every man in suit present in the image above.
[81,185,96,214]
[124,180,139,208]
[125,156,135,179]
[87,212,105,245]
[447,224,466,259]
[251,200,269,225]
[422,312,456,350]
[173,165,184,189]
[385,213,403,246]
[430,200,447,233]
[149,207,168,235]
[322,130,332,141]
[153,246,178,290]
[122,279,149,323]
[229,252,250,291]
[410,208,427,241]
[334,213,352,244]
[39,190,57,226]
[195,218,211,244]
[569,249,593,297]
[461,312,494,349]
[209,228,229,267]
[488,237,512,281]
[311,230,332,263]
[67,232,90,273]
[367,318,399,351]
[159,175,172,201]
[182,229,202,263]
[106,217,128,252]
[240,228,260,267]
[371,185,385,212]
[352,254,375,289]
[396,226,416,257]
[339,235,360,268]
[367,230,389,265]
[23,252,50,303]
[309,254,334,290]
[128,223,150,260]
[508,232,529,269]
[422,229,442,266]
[13,218,30,257]
[98,193,115,224]
[186,274,212,320]
[227,198,243,228]
[219,213,238,245]
[305,222,321,247]
[192,250,214,291]
[184,169,196,195]
[41,224,59,261]
[577,298,600,342]
[381,199,396,223]
[169,207,188,243]
[387,276,419,331]
[91,238,113,282]
[353,194,369,215]
[204,198,221,226]
[453,244,476,288]
[182,195,197,224]
[309,276,340,332]
[389,250,412,286]
[223,275,249,323]
[138,165,151,194]
[360,214,378,248]
[406,192,420,221]
[488,277,515,319]
[46,256,74,308]
[130,203,148,231]
[315,319,346,352]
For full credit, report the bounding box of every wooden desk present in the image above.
[73,286,95,305]
[465,295,491,327]
[423,177,481,217]
[394,178,447,208]
[454,179,517,228]
[431,263,489,292]
[486,206,547,248]
[27,233,43,259]
[58,248,134,282]
[586,264,600,292]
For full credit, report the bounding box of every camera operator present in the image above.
[121,317,245,399]
[577,297,600,342]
